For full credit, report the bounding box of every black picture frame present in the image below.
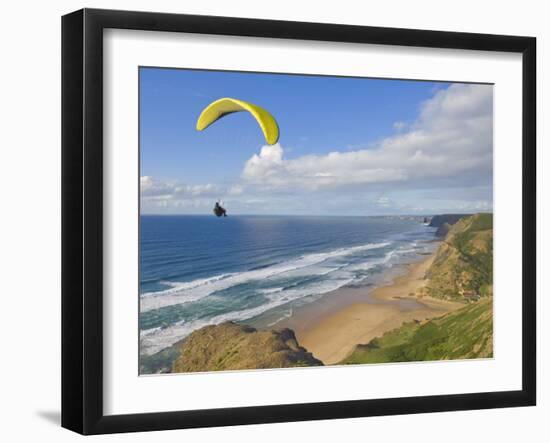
[62,8,536,435]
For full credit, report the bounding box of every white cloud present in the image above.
[242,83,493,192]
[228,184,244,195]
[141,176,221,198]
[140,176,173,198]
[140,176,257,214]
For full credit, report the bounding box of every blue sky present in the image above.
[140,67,493,215]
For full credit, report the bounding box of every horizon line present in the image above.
[140,211,492,217]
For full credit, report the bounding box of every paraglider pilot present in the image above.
[214,201,227,217]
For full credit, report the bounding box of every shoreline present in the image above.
[274,250,464,364]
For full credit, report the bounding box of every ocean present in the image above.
[139,215,438,356]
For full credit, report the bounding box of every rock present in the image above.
[172,322,323,373]
[428,214,471,228]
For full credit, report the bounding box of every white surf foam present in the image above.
[139,275,355,356]
[140,241,390,312]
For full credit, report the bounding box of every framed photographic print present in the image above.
[61,8,536,435]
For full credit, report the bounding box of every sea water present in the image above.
[139,215,437,356]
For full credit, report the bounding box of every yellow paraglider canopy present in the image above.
[196,98,279,145]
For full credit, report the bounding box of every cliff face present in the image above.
[423,213,493,301]
[172,322,323,373]
[429,213,471,230]
[435,222,452,238]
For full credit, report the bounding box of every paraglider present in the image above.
[213,201,227,217]
[196,97,279,145]
[196,97,280,217]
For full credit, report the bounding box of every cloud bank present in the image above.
[242,83,493,190]
[141,83,493,215]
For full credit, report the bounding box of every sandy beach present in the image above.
[277,252,464,364]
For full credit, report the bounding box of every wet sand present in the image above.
[276,252,464,364]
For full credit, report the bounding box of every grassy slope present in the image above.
[341,298,493,364]
[423,213,493,301]
[341,213,494,365]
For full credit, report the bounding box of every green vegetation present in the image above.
[423,213,493,301]
[341,213,494,365]
[172,322,323,373]
[341,298,493,364]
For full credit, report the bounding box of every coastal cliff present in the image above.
[429,214,471,237]
[341,213,494,364]
[428,213,470,228]
[424,213,493,301]
[172,322,322,373]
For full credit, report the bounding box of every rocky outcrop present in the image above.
[172,322,323,373]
